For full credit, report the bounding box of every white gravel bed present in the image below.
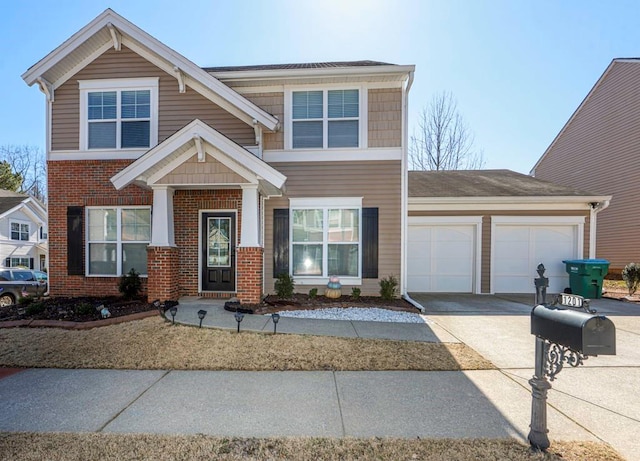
[272,307,426,324]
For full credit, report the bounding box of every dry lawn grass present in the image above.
[0,433,624,461]
[0,317,491,371]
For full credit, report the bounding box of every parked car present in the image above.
[0,268,48,307]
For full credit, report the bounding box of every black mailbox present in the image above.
[531,305,616,356]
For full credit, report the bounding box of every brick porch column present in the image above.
[147,246,180,302]
[236,247,263,304]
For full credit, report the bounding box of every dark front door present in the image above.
[201,212,236,292]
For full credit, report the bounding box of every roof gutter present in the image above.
[589,198,611,258]
[209,64,416,82]
[400,69,414,299]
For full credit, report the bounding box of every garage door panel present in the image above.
[407,223,476,293]
[494,224,576,294]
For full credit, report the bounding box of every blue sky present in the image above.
[1,0,639,173]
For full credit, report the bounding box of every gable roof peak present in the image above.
[22,9,278,131]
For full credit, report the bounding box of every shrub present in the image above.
[18,296,33,306]
[351,287,361,300]
[274,273,295,299]
[119,268,142,299]
[379,275,398,301]
[622,263,640,295]
[75,302,94,316]
[26,302,45,315]
[308,287,318,299]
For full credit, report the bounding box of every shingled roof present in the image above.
[408,170,599,198]
[0,190,29,215]
[203,60,394,72]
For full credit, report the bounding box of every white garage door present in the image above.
[493,224,579,293]
[407,223,477,292]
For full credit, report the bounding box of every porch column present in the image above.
[240,184,259,247]
[151,186,175,246]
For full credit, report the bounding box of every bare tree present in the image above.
[0,145,47,202]
[409,92,485,170]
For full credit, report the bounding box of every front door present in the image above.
[201,212,236,292]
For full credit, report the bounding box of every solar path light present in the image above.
[169,306,178,324]
[234,311,244,333]
[197,309,207,328]
[271,313,280,334]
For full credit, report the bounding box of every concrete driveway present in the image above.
[410,292,640,461]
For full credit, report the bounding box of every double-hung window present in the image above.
[10,221,30,241]
[80,78,158,150]
[290,198,361,280]
[291,89,360,149]
[87,207,151,276]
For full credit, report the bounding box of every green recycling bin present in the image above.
[562,259,610,299]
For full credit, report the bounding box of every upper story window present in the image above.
[79,78,159,151]
[10,221,30,241]
[289,88,363,149]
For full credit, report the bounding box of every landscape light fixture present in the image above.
[271,313,280,334]
[169,306,178,324]
[234,311,244,333]
[197,309,207,328]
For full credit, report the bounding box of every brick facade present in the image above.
[48,166,263,302]
[47,160,152,297]
[236,247,264,303]
[147,246,180,301]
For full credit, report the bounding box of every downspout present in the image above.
[400,70,414,301]
[589,199,610,258]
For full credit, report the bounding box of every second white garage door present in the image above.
[492,217,582,294]
[407,218,480,293]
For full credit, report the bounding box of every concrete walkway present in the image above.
[167,297,458,342]
[1,294,638,460]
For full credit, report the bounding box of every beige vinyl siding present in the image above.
[51,46,254,150]
[265,160,401,295]
[368,88,402,148]
[244,93,284,150]
[408,210,590,293]
[534,61,640,272]
[157,154,248,185]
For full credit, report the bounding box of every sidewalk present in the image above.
[0,368,594,442]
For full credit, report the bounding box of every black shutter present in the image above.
[67,206,84,275]
[29,258,34,270]
[273,209,289,277]
[362,207,379,279]
[4,258,10,267]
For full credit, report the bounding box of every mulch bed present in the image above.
[240,293,419,315]
[0,296,156,323]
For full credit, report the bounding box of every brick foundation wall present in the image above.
[48,160,152,297]
[236,247,264,303]
[147,246,180,301]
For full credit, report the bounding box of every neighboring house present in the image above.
[408,170,610,294]
[0,190,47,271]
[22,9,414,303]
[531,58,640,274]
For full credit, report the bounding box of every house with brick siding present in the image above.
[22,9,413,304]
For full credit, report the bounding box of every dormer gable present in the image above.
[22,8,278,132]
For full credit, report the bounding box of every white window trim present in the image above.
[284,84,368,151]
[79,78,159,151]
[289,197,363,285]
[85,206,151,277]
[10,257,31,268]
[9,219,31,242]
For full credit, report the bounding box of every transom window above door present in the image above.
[288,88,363,149]
[79,78,158,150]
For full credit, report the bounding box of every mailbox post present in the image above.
[528,264,616,452]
